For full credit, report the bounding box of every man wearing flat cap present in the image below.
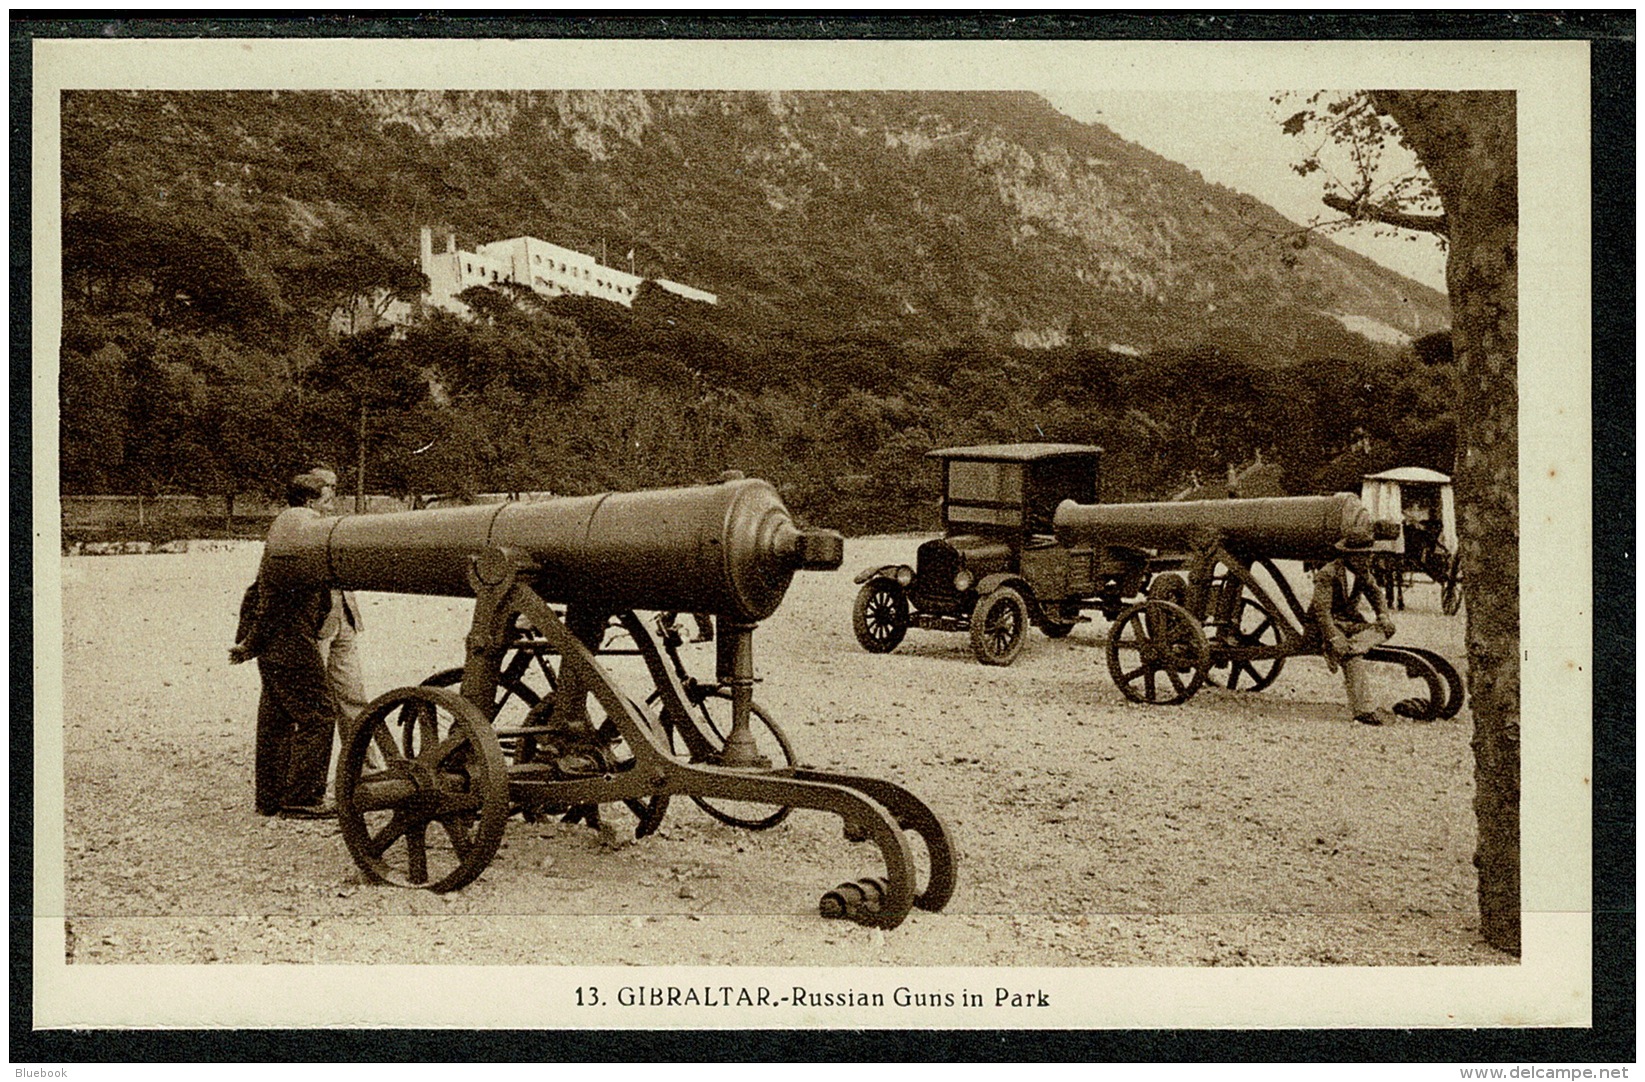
[229,468,367,818]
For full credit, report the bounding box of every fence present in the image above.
[61,493,420,527]
[59,491,562,551]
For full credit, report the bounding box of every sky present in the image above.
[1040,90,1449,293]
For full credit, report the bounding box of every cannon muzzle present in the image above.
[1052,493,1398,561]
[261,478,843,624]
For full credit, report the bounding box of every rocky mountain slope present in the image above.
[63,88,1448,358]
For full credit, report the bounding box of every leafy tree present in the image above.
[108,333,296,512]
[303,326,428,508]
[279,222,429,335]
[1277,91,1446,238]
[389,303,597,496]
[407,300,595,401]
[62,208,287,334]
[59,342,131,493]
[455,284,521,326]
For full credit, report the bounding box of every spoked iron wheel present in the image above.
[655,689,797,830]
[1105,600,1210,705]
[1206,593,1287,692]
[852,579,909,653]
[337,686,509,892]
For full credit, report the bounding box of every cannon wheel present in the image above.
[1441,553,1464,615]
[337,685,509,892]
[421,666,669,834]
[656,688,797,830]
[1206,591,1287,692]
[1106,600,1210,705]
[970,586,1029,666]
[853,579,909,653]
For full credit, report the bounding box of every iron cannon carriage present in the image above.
[1052,494,1466,718]
[260,478,955,928]
[851,444,1160,665]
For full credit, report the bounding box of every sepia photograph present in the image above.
[23,18,1604,1042]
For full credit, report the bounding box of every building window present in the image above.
[466,263,472,274]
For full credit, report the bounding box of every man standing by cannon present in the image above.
[1311,546,1399,726]
[229,469,366,818]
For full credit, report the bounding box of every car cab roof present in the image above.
[925,442,1103,463]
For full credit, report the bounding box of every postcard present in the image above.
[28,26,1593,1033]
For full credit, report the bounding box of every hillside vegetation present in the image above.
[58,89,1456,531]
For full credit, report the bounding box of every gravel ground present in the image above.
[55,536,1509,967]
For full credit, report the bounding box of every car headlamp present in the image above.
[953,569,974,592]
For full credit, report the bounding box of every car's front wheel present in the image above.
[853,578,910,653]
[970,586,1029,666]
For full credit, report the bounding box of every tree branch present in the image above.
[1322,193,1449,235]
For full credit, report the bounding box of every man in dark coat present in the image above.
[230,471,356,818]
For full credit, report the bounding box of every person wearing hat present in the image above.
[229,468,364,818]
[1310,540,1398,726]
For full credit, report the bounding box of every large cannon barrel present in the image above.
[1052,493,1397,560]
[260,478,844,623]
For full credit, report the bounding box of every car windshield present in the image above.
[945,460,1023,527]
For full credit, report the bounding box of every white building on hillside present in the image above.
[419,227,716,316]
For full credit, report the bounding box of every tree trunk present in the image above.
[1372,91,1520,954]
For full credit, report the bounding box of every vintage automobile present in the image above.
[850,443,1153,665]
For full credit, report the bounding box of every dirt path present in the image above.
[55,538,1506,967]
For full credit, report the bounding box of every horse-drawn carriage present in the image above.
[1359,467,1463,614]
